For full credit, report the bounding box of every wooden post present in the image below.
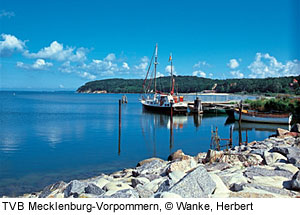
[229,125,233,148]
[170,102,174,151]
[245,130,248,145]
[118,100,121,155]
[238,100,242,146]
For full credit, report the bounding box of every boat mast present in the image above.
[169,53,174,95]
[154,43,158,93]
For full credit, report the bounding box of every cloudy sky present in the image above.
[0,0,299,90]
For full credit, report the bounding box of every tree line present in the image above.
[76,75,300,95]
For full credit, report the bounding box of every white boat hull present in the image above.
[234,111,292,124]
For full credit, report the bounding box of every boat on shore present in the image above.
[234,109,292,124]
[140,44,188,113]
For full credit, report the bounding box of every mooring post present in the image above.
[246,130,248,145]
[118,99,121,155]
[229,125,233,148]
[238,100,242,146]
[170,103,174,151]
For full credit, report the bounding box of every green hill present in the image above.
[76,75,300,95]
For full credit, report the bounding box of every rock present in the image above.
[168,149,187,161]
[229,183,244,192]
[135,184,154,198]
[217,171,248,187]
[291,171,300,191]
[144,177,165,193]
[137,158,164,167]
[84,184,105,196]
[244,166,293,179]
[135,159,166,176]
[246,154,264,166]
[168,171,185,183]
[242,184,293,197]
[209,173,230,198]
[229,192,275,198]
[131,177,150,188]
[263,151,287,165]
[204,150,224,163]
[160,192,182,198]
[167,158,197,173]
[139,173,161,181]
[250,149,266,157]
[167,166,216,198]
[157,179,175,193]
[103,182,132,191]
[107,189,139,198]
[204,162,231,172]
[94,178,110,189]
[251,176,291,189]
[274,164,299,175]
[277,128,289,137]
[194,152,207,163]
[286,149,300,168]
[64,180,88,198]
[291,124,300,133]
[39,181,66,198]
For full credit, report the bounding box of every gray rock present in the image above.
[291,171,300,191]
[243,167,293,179]
[107,189,139,198]
[64,180,88,198]
[84,184,105,196]
[39,181,66,198]
[135,160,165,175]
[250,149,266,157]
[229,183,243,192]
[167,166,216,198]
[157,179,174,193]
[168,171,185,183]
[291,123,300,133]
[287,149,300,168]
[243,184,293,196]
[135,184,154,198]
[271,146,290,156]
[131,177,150,188]
[139,173,161,181]
[204,162,231,172]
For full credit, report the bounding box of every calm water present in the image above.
[0,92,290,196]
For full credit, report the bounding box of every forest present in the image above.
[77,75,300,95]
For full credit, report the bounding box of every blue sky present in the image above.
[0,0,299,90]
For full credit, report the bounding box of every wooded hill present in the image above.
[76,75,300,95]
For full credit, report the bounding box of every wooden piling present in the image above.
[170,103,174,151]
[229,125,233,148]
[238,100,242,146]
[118,99,121,155]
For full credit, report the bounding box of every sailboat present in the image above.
[140,44,188,113]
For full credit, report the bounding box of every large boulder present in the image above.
[167,166,216,198]
[134,159,166,176]
[84,184,105,196]
[291,124,300,133]
[167,158,197,173]
[106,189,139,198]
[137,158,164,167]
[168,149,189,161]
[39,181,66,198]
[64,180,88,198]
[291,171,300,191]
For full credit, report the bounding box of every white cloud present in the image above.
[227,59,239,69]
[122,62,130,70]
[0,34,26,57]
[24,41,87,62]
[248,53,300,78]
[0,10,15,18]
[165,65,176,75]
[156,72,164,77]
[80,72,96,80]
[134,56,149,71]
[230,70,244,78]
[104,53,116,61]
[193,61,209,68]
[59,84,64,88]
[208,73,213,78]
[16,59,53,70]
[192,70,206,77]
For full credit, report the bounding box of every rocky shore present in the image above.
[6,124,300,198]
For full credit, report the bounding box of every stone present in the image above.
[263,151,287,165]
[204,162,231,172]
[139,173,161,181]
[106,189,139,198]
[168,149,186,161]
[291,171,300,191]
[94,178,110,189]
[64,180,88,198]
[244,166,293,179]
[229,192,275,198]
[291,124,300,133]
[209,173,230,198]
[157,179,175,193]
[229,183,244,192]
[144,177,165,193]
[135,184,154,198]
[168,171,185,183]
[194,152,207,163]
[250,149,266,157]
[103,182,132,191]
[167,158,197,173]
[39,181,66,198]
[131,177,150,188]
[167,166,216,198]
[218,171,248,187]
[137,157,164,167]
[84,184,105,196]
[243,184,293,197]
[274,163,299,175]
[135,159,166,175]
[160,192,182,198]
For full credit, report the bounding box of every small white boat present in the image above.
[234,109,292,124]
